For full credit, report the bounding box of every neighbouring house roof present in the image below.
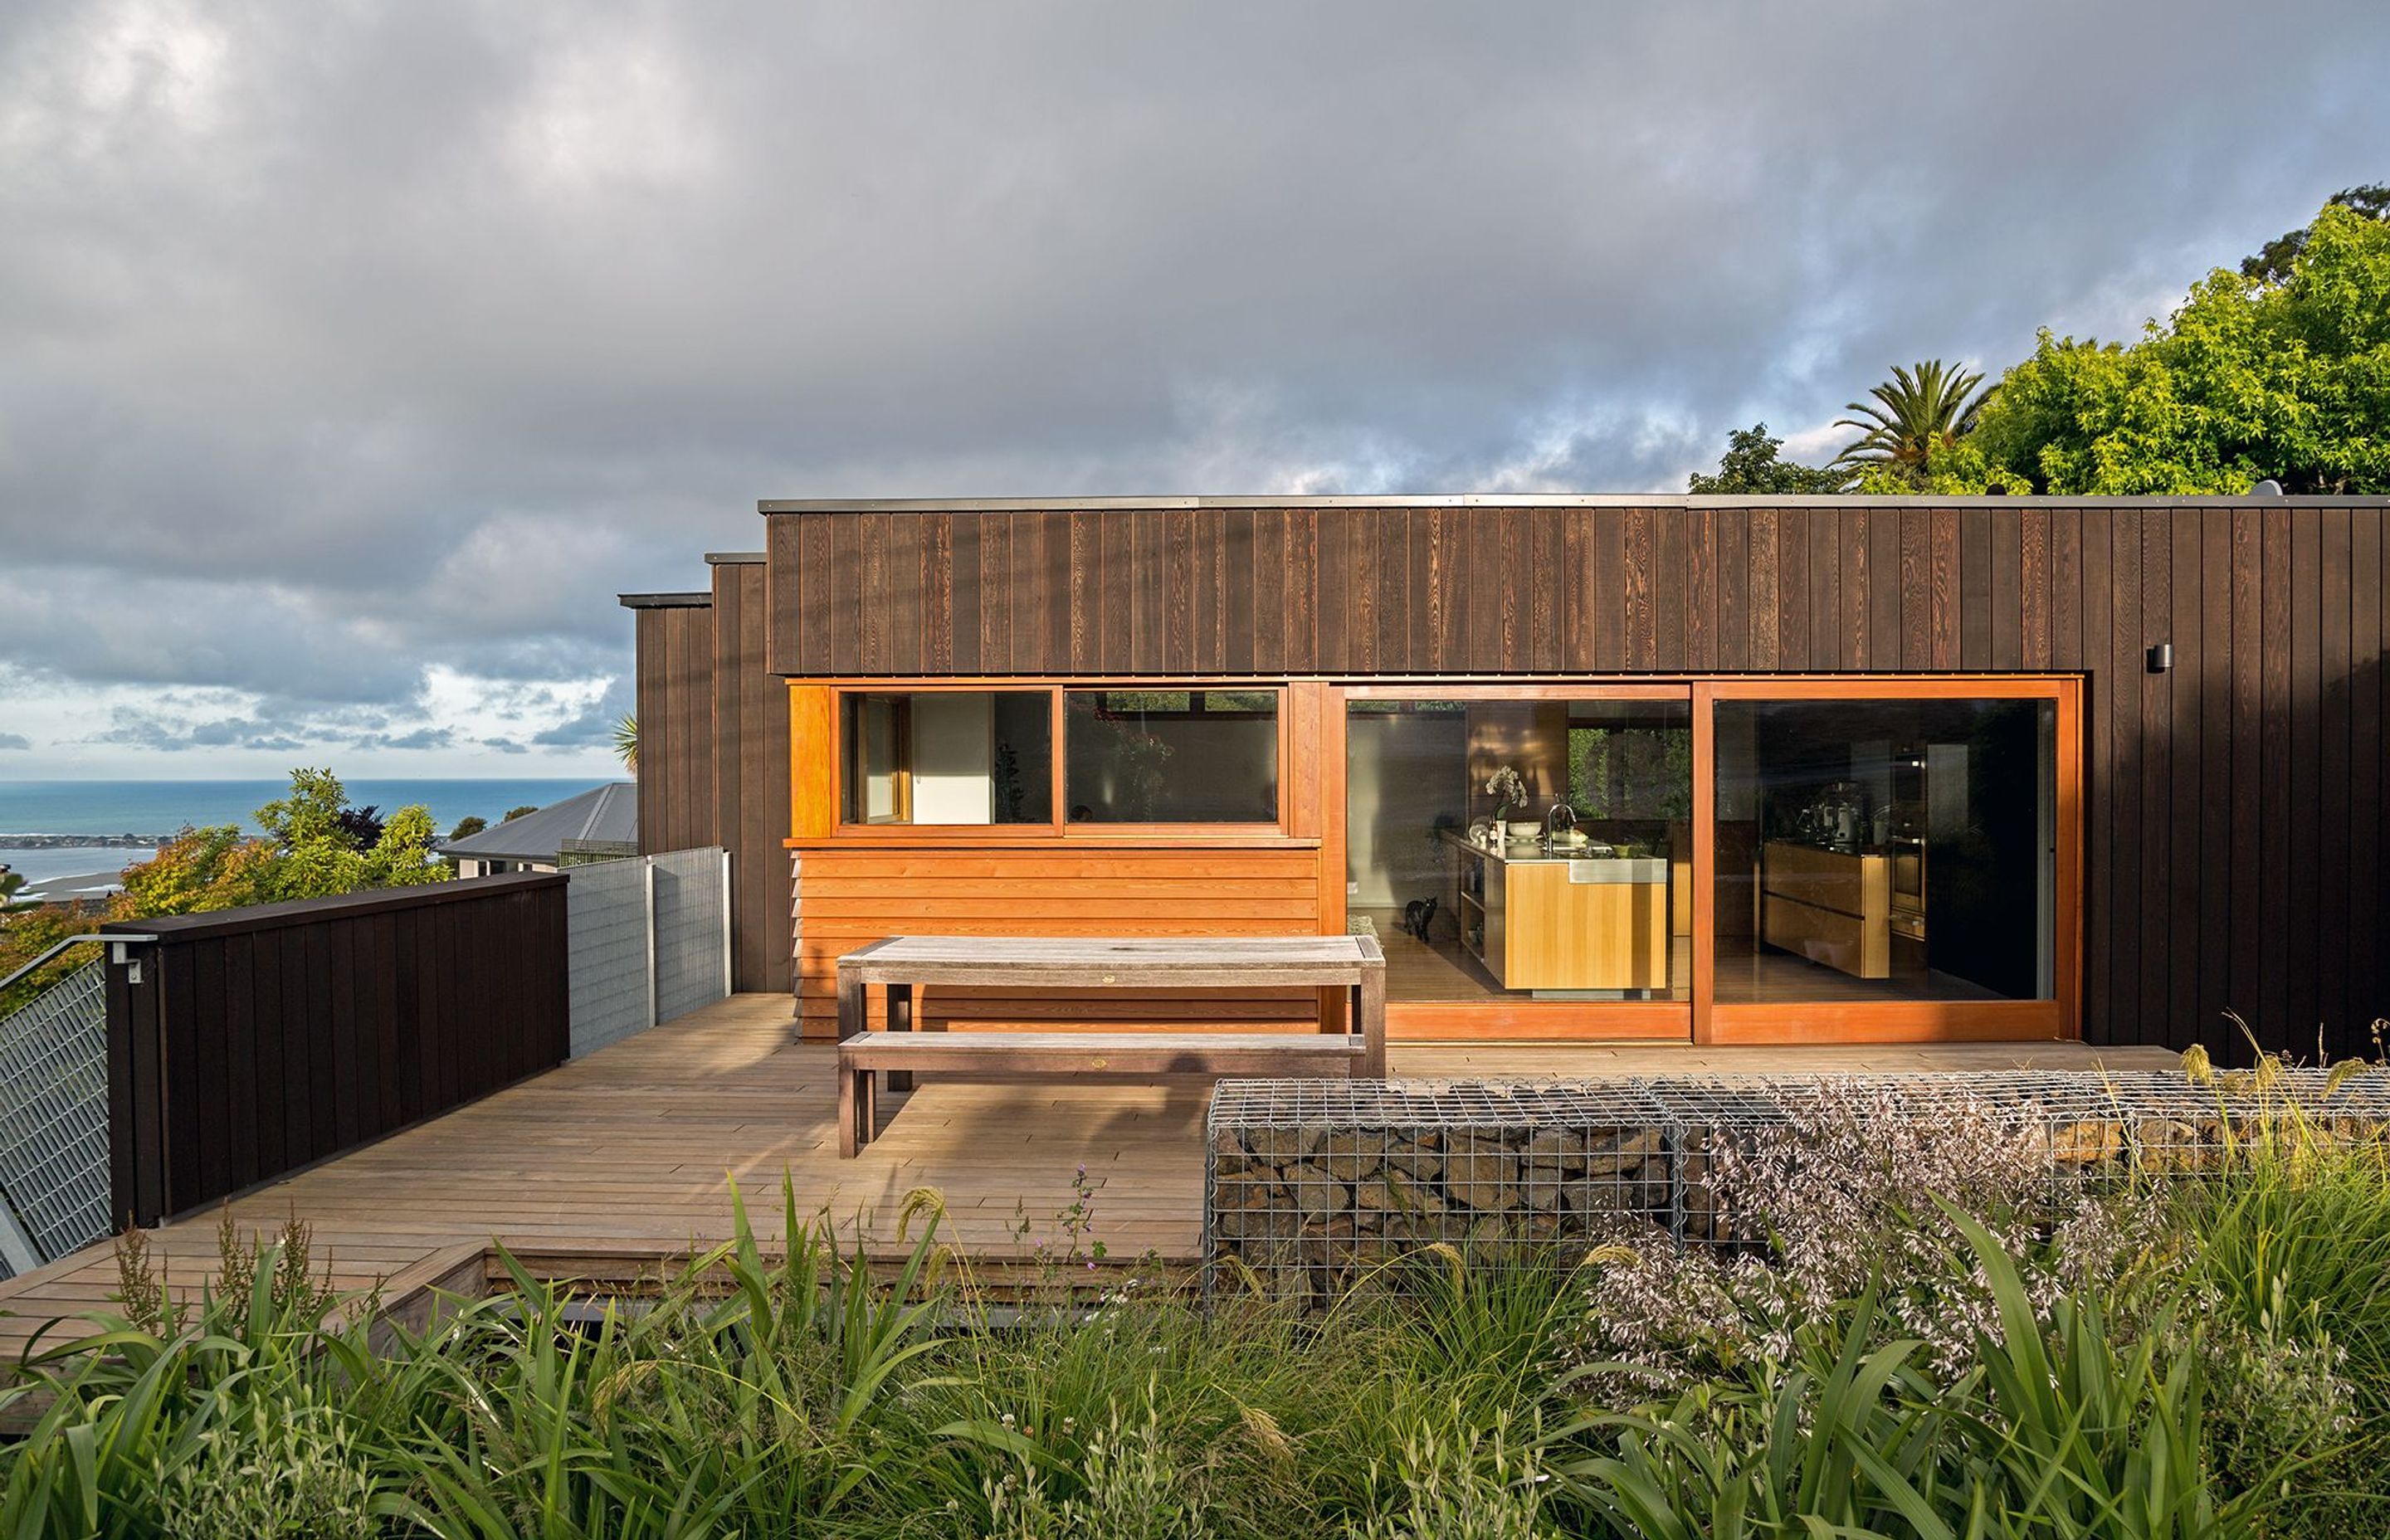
[436,782,637,863]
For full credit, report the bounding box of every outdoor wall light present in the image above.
[2147,642,2173,674]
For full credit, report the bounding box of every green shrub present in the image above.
[3,1124,2387,1539]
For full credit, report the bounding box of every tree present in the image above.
[1832,361,1997,485]
[503,805,537,822]
[1686,424,1856,495]
[613,714,639,773]
[448,815,488,841]
[0,904,102,1013]
[114,768,446,918]
[1969,201,2390,494]
[115,825,280,916]
[2241,183,2388,284]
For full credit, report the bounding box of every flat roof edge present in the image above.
[617,591,713,609]
[704,551,766,564]
[758,494,2388,514]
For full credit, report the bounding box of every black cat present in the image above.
[1402,896,1438,943]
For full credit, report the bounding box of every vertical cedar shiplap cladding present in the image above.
[711,561,796,993]
[633,602,717,856]
[105,875,568,1228]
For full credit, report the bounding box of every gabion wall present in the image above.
[1204,1069,2390,1298]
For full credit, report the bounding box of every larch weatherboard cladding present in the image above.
[786,846,1324,1040]
[753,501,2390,1062]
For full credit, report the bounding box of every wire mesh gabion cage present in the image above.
[1206,1079,1676,1301]
[1202,1067,2390,1300]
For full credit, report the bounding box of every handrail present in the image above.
[0,933,159,997]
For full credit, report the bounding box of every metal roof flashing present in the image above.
[756,494,2389,514]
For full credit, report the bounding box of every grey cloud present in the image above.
[532,674,634,750]
[92,710,310,753]
[0,733,31,750]
[349,728,455,753]
[2,1,2386,765]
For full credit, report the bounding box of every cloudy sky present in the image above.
[1,2,2383,778]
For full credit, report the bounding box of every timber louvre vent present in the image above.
[1202,1070,2390,1300]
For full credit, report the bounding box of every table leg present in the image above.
[836,964,862,1043]
[887,981,914,1094]
[1355,968,1387,1079]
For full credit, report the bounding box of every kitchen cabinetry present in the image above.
[1447,834,1669,991]
[1758,840,1891,978]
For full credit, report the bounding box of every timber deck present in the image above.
[0,993,2176,1356]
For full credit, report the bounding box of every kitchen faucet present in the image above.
[1543,801,1578,848]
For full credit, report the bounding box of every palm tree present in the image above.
[612,714,638,773]
[1833,361,1996,482]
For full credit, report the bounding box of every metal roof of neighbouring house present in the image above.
[436,782,637,863]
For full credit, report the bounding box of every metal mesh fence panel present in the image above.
[564,848,729,1058]
[1205,1067,2390,1298]
[0,961,111,1271]
[565,857,652,1056]
[650,849,728,1025]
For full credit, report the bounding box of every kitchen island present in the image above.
[1443,830,1671,993]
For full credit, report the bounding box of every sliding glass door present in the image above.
[1343,685,1693,1037]
[1343,677,2080,1043]
[1694,678,2079,1043]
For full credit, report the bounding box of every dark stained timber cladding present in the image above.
[749,501,2388,1060]
[104,876,571,1228]
[715,562,795,992]
[635,605,716,858]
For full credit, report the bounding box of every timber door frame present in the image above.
[1334,674,2083,1045]
[1339,680,1695,1041]
[1689,675,2083,1045]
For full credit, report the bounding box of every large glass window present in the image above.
[1065,690,1278,823]
[1345,696,1690,1002]
[841,691,1053,826]
[1711,696,2057,1003]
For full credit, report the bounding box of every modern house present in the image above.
[622,496,2389,1064]
[436,782,637,875]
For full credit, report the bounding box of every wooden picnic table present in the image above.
[833,934,1387,1156]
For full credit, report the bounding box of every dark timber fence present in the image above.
[103,872,568,1229]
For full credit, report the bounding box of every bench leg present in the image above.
[838,1056,880,1158]
[887,982,914,1094]
[837,1059,859,1158]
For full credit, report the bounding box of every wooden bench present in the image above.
[834,935,1386,1157]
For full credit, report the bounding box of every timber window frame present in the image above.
[825,680,1293,842]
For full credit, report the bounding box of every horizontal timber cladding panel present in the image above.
[789,845,1326,1040]
[755,500,2390,1064]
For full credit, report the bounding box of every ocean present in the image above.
[0,778,613,884]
